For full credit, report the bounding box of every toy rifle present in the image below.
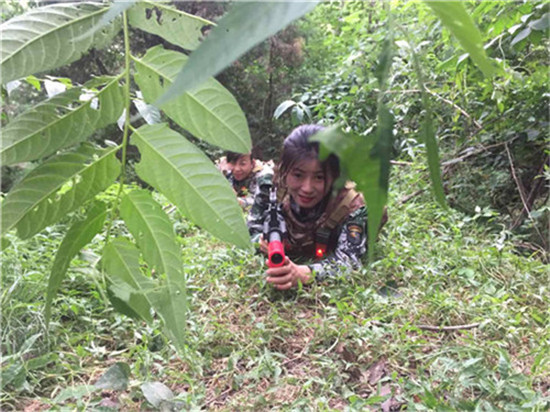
[264,186,286,268]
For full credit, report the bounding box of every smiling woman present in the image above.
[247,125,369,289]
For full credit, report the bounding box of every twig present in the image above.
[398,189,425,205]
[390,160,414,166]
[511,157,549,230]
[383,88,482,129]
[417,322,480,332]
[504,143,546,245]
[162,205,177,215]
[425,87,482,129]
[442,136,519,167]
[204,387,232,407]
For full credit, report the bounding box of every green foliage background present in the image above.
[1,0,548,409]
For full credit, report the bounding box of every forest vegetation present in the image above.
[1,0,548,410]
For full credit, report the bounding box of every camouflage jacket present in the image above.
[247,172,367,281]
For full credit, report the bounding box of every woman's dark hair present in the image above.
[278,124,340,183]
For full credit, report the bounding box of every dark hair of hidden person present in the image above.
[248,124,370,281]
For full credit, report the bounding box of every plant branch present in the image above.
[105,11,132,245]
[505,143,546,245]
[424,86,482,129]
[417,322,480,332]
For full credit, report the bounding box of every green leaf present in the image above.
[511,27,532,46]
[128,1,212,51]
[101,239,154,323]
[25,75,41,91]
[1,143,120,239]
[156,1,319,106]
[0,2,121,84]
[529,13,550,31]
[141,382,174,408]
[120,189,187,335]
[273,100,296,119]
[120,189,182,277]
[101,239,186,350]
[1,76,124,166]
[313,123,392,261]
[94,362,131,391]
[408,34,446,208]
[45,201,107,326]
[134,45,250,152]
[425,1,496,77]
[421,111,446,207]
[131,123,250,249]
[54,385,95,403]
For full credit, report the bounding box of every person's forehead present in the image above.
[231,154,252,163]
[291,159,323,173]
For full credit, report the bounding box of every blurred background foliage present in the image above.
[2,0,548,255]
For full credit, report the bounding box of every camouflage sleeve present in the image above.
[239,173,260,212]
[308,206,367,281]
[246,172,273,243]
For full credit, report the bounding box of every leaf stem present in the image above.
[105,11,132,245]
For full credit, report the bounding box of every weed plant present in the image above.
[1,164,548,411]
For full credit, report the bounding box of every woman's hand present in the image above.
[265,256,312,290]
[258,234,268,255]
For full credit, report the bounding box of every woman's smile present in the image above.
[286,159,329,208]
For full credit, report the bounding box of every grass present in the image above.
[1,164,549,411]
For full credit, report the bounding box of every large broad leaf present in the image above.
[0,2,121,84]
[119,190,186,336]
[101,239,186,350]
[45,201,107,325]
[156,1,319,106]
[120,189,182,277]
[1,143,120,239]
[102,239,154,324]
[134,45,250,152]
[1,76,124,166]
[131,123,250,249]
[425,1,495,77]
[313,126,392,262]
[128,1,212,51]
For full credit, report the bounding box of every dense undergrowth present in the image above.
[1,163,548,411]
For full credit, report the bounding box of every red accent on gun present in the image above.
[268,239,285,267]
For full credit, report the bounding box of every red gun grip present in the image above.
[268,240,285,268]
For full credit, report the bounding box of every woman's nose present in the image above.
[302,177,313,192]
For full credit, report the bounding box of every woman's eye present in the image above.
[292,172,302,179]
[315,175,325,181]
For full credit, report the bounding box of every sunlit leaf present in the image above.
[1,144,120,239]
[134,45,250,152]
[0,2,121,84]
[46,201,107,326]
[156,1,319,106]
[1,76,124,166]
[128,1,212,50]
[141,382,174,408]
[511,27,531,46]
[131,123,250,249]
[425,1,496,77]
[94,362,130,391]
[274,100,296,119]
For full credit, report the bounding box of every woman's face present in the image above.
[285,158,329,209]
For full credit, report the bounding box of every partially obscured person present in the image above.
[218,150,272,211]
[248,125,370,290]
